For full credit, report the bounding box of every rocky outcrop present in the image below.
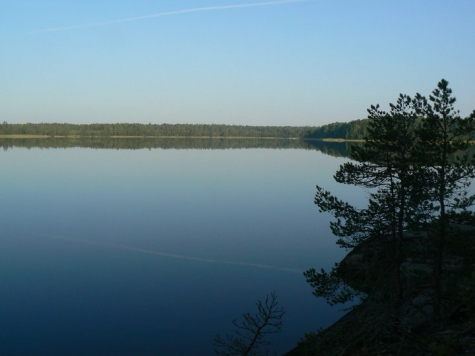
[336,226,475,325]
[286,225,475,355]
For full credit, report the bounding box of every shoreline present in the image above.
[0,135,367,142]
[0,135,300,140]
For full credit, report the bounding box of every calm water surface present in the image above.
[1,143,363,355]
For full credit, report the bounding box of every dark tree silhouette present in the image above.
[214,292,285,356]
[306,79,475,327]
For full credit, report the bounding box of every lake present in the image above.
[0,139,363,355]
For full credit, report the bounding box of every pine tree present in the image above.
[306,79,475,323]
[412,79,475,317]
[306,94,420,307]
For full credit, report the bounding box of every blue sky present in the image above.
[1,0,474,126]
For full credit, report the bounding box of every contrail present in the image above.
[41,233,304,273]
[29,0,313,34]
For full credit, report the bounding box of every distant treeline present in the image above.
[302,117,475,141]
[301,119,370,140]
[0,122,312,138]
[4,119,473,142]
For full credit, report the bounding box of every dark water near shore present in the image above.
[0,139,363,355]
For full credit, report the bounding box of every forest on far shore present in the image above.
[301,119,371,140]
[0,122,313,139]
[0,121,375,140]
[5,119,475,142]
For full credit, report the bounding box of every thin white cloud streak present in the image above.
[29,0,314,34]
[41,233,304,273]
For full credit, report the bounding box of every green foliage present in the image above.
[302,118,371,140]
[308,92,427,310]
[214,292,285,356]
[0,122,311,139]
[306,79,475,326]
[303,265,358,305]
[411,80,475,317]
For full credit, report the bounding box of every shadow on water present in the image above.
[299,139,361,158]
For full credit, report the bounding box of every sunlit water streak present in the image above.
[40,233,305,274]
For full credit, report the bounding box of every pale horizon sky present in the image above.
[1,0,474,126]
